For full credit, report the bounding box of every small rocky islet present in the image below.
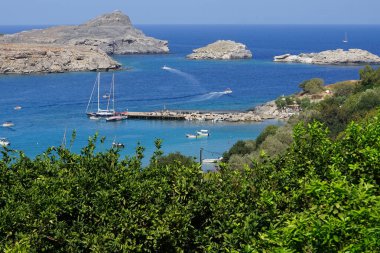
[274,49,380,65]
[187,40,252,60]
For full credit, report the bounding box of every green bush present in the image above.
[359,65,380,88]
[1,114,380,251]
[299,78,325,94]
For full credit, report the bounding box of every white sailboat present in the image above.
[86,72,116,117]
[343,32,348,43]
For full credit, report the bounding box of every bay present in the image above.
[1,25,379,164]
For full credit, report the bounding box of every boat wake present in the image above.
[162,66,200,85]
[188,90,232,102]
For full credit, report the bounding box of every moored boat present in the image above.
[106,115,128,122]
[197,129,209,136]
[2,121,14,127]
[0,138,10,147]
[86,73,119,118]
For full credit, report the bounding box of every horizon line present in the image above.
[1,23,380,27]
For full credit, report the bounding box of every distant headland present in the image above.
[0,11,169,74]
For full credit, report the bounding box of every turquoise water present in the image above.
[1,25,379,163]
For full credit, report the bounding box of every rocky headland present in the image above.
[0,11,169,55]
[274,49,380,65]
[187,40,252,60]
[0,43,121,74]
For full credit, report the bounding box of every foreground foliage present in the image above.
[1,111,380,252]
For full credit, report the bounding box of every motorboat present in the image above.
[223,88,232,94]
[14,106,22,110]
[106,115,128,122]
[112,142,125,148]
[2,121,14,127]
[162,65,171,70]
[89,115,100,120]
[202,157,223,163]
[186,134,198,139]
[102,93,110,99]
[197,129,209,136]
[0,138,10,147]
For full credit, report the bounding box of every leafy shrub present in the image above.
[359,65,380,88]
[299,78,325,94]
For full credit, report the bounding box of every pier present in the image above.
[126,110,263,122]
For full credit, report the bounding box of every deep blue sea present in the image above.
[1,25,380,165]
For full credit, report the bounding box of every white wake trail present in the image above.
[162,66,200,85]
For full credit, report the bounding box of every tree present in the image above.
[299,78,325,94]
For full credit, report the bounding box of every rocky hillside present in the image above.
[0,43,121,74]
[187,40,252,60]
[0,11,169,54]
[274,49,380,64]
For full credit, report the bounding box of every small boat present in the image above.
[223,88,232,94]
[112,137,125,148]
[202,157,223,164]
[2,121,14,127]
[0,138,10,147]
[197,129,209,136]
[14,106,22,110]
[162,65,171,70]
[106,115,128,122]
[112,142,125,148]
[89,115,100,120]
[343,32,348,43]
[102,93,110,99]
[186,134,198,139]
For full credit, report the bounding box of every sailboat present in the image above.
[86,72,116,117]
[343,32,348,43]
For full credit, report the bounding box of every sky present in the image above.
[0,0,379,25]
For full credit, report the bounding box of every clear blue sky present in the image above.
[1,0,379,25]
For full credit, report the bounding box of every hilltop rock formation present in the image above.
[0,11,169,54]
[274,49,380,65]
[0,43,121,74]
[187,40,252,60]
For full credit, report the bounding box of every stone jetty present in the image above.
[127,110,262,122]
[187,40,252,60]
[274,49,380,65]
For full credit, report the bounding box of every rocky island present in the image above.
[0,43,120,74]
[187,40,252,60]
[0,11,169,55]
[274,49,380,65]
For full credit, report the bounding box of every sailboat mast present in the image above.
[97,72,100,111]
[85,74,97,113]
[112,74,115,112]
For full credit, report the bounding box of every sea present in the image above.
[1,25,380,166]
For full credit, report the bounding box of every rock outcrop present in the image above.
[0,11,169,54]
[274,49,380,65]
[187,40,252,60]
[0,43,121,74]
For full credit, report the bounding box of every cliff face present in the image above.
[187,40,252,60]
[0,44,121,74]
[0,11,169,55]
[274,49,380,65]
